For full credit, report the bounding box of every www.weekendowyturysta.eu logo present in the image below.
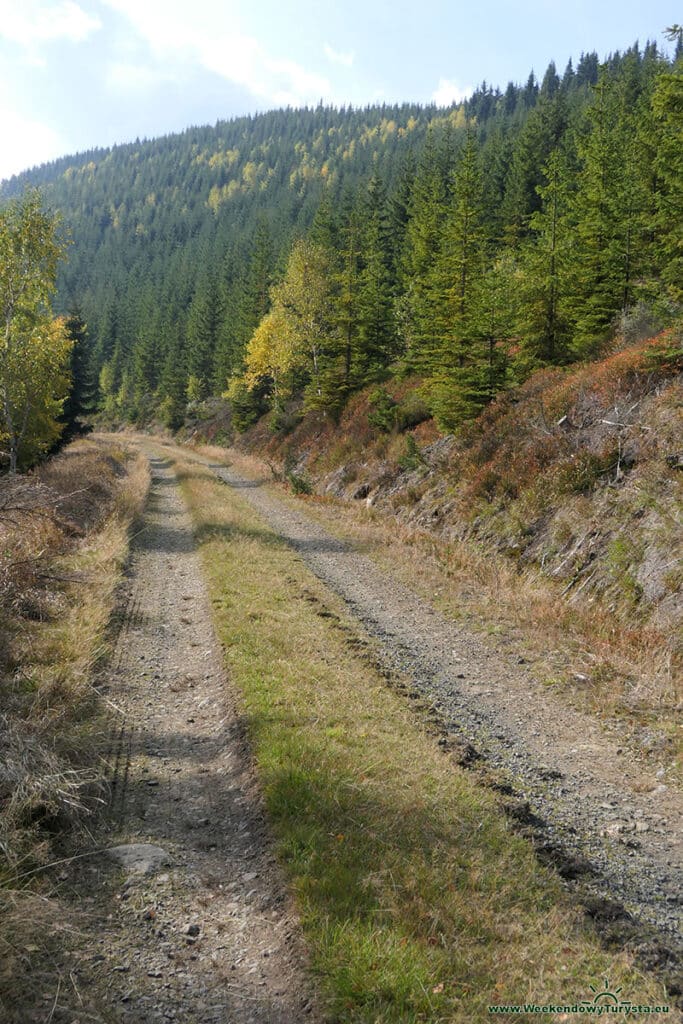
[487,977,671,1016]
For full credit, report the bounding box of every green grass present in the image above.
[174,450,669,1023]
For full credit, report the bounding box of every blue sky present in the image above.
[0,0,680,181]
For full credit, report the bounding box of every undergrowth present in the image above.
[0,435,149,1019]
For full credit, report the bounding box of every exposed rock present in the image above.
[106,843,173,875]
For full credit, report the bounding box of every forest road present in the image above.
[161,441,682,975]
[55,451,320,1024]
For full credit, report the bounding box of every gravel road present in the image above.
[192,451,682,984]
[49,453,319,1024]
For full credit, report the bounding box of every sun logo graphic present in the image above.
[581,978,627,1008]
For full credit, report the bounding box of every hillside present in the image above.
[1,39,680,449]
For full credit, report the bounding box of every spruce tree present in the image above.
[502,90,568,243]
[329,189,363,401]
[401,128,453,375]
[568,67,648,352]
[651,54,683,303]
[517,148,573,364]
[61,309,96,433]
[426,127,490,428]
[132,288,163,404]
[158,321,187,428]
[357,173,397,379]
[186,273,223,396]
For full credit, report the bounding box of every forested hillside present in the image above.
[2,37,681,435]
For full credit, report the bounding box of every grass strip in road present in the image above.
[175,453,669,1023]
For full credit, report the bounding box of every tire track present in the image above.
[54,452,319,1024]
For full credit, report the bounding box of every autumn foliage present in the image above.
[0,191,70,473]
[451,333,681,505]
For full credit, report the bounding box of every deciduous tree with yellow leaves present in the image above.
[241,238,334,407]
[0,190,71,473]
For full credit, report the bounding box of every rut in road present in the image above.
[181,449,681,963]
[50,454,319,1024]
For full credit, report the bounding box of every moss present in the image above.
[606,535,645,606]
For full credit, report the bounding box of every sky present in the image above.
[0,0,680,182]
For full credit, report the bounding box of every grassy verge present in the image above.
[0,435,149,1016]
[174,451,671,1023]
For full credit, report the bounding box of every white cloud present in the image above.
[0,1,101,46]
[106,61,171,94]
[432,77,473,107]
[324,43,354,67]
[100,0,333,107]
[0,105,66,181]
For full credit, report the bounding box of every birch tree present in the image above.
[0,191,70,472]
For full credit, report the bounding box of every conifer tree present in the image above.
[569,68,647,352]
[501,89,568,243]
[329,189,363,401]
[517,148,573,364]
[213,247,245,386]
[158,321,187,428]
[132,289,163,402]
[186,273,223,396]
[357,173,397,379]
[401,128,453,374]
[386,152,415,294]
[236,220,274,355]
[426,128,491,428]
[61,308,96,433]
[651,51,683,302]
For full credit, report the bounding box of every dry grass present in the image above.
[0,435,149,1019]
[174,450,673,1023]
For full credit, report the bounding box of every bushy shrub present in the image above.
[396,391,431,431]
[158,395,184,431]
[226,377,269,432]
[368,387,398,433]
[270,403,303,436]
[287,470,313,495]
[397,434,425,472]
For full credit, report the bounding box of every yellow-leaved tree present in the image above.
[0,190,71,472]
[240,238,333,407]
[243,308,297,404]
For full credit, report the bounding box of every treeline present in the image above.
[235,41,682,430]
[3,38,681,434]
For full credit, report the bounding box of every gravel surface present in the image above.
[196,453,682,979]
[48,453,319,1024]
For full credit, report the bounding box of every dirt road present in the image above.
[50,452,319,1024]
[41,439,680,1021]
[182,448,681,961]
